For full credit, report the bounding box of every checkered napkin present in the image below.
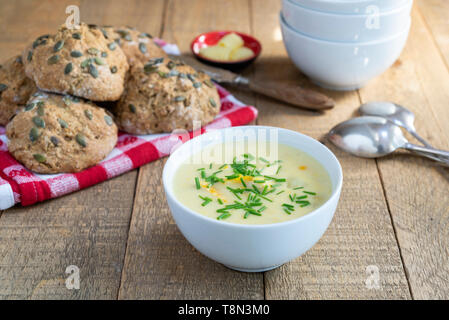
[0,40,258,209]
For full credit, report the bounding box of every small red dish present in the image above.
[191,31,262,70]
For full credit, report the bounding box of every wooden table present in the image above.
[0,0,448,300]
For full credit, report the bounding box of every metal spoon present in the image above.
[358,101,431,147]
[327,116,449,166]
[358,101,443,162]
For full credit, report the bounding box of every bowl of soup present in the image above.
[162,126,343,272]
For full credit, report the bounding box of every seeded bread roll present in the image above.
[22,23,129,101]
[6,91,118,173]
[102,26,167,67]
[114,57,221,134]
[0,55,37,125]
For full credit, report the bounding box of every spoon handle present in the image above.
[409,130,432,148]
[408,130,449,163]
[404,143,449,166]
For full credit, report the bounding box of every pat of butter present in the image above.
[230,47,254,61]
[200,45,232,61]
[199,32,253,62]
[218,33,244,51]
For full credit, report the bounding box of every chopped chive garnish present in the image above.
[252,185,260,194]
[258,194,273,202]
[262,185,268,195]
[226,186,243,200]
[193,153,314,220]
[195,177,200,190]
[203,170,224,186]
[303,191,316,195]
[217,212,231,220]
[199,195,212,206]
[243,153,255,160]
[263,175,286,182]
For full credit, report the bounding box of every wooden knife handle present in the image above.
[248,79,335,110]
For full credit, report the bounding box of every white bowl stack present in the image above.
[281,0,413,90]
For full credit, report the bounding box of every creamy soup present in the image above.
[173,142,332,225]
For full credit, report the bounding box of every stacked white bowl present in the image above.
[281,0,413,90]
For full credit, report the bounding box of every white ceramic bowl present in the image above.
[163,126,343,272]
[291,0,411,14]
[280,13,410,90]
[282,0,412,42]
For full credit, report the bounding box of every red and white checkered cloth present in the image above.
[0,40,258,209]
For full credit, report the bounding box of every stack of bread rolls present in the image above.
[0,23,220,174]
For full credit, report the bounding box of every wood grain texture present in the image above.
[250,0,411,299]
[0,0,81,61]
[118,0,264,300]
[0,0,447,300]
[0,172,137,299]
[416,0,449,70]
[0,0,165,299]
[358,5,449,299]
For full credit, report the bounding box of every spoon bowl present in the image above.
[328,116,449,166]
[328,116,407,158]
[358,101,430,147]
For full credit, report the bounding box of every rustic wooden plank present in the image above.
[416,0,449,69]
[0,172,137,299]
[250,0,411,299]
[358,5,449,299]
[0,0,81,62]
[118,0,264,300]
[0,0,165,299]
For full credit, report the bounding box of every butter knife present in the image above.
[170,55,335,110]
